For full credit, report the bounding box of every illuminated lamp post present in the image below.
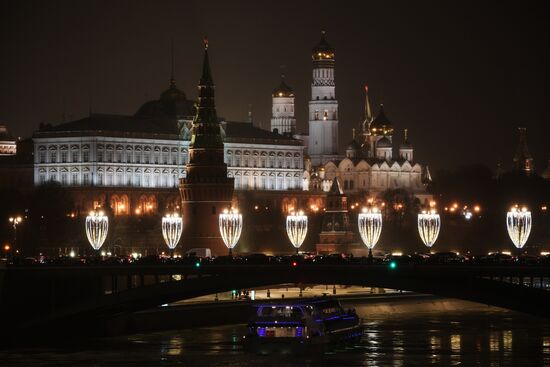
[358,207,383,262]
[85,210,108,253]
[417,209,441,248]
[8,216,22,257]
[286,211,308,254]
[219,208,243,256]
[162,213,183,257]
[506,206,532,256]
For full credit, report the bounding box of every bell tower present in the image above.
[308,30,339,166]
[179,38,234,256]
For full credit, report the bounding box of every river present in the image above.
[1,299,549,366]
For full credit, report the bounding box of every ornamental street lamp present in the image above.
[286,211,308,254]
[8,216,22,257]
[358,207,382,262]
[85,210,108,252]
[417,209,441,248]
[219,208,243,256]
[506,206,532,255]
[162,213,183,257]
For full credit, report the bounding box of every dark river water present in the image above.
[2,302,550,366]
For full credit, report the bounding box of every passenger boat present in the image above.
[244,298,363,352]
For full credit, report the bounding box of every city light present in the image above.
[8,216,23,254]
[418,209,441,248]
[162,213,183,255]
[219,208,243,255]
[286,211,308,253]
[506,206,532,250]
[358,207,382,260]
[85,210,108,251]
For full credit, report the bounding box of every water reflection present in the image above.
[1,307,549,367]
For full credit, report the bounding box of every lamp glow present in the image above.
[219,208,243,255]
[358,207,383,260]
[506,206,531,250]
[162,213,183,255]
[85,210,108,251]
[417,209,441,248]
[286,211,308,253]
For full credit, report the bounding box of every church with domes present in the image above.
[297,31,432,203]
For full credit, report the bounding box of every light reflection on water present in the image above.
[1,307,550,367]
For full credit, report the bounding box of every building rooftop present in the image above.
[34,114,181,139]
[223,121,301,145]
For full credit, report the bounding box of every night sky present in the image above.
[0,1,548,172]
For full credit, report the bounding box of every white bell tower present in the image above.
[308,30,339,166]
[270,74,296,134]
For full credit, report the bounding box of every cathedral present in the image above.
[298,32,431,204]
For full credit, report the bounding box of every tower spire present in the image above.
[170,37,176,88]
[189,36,221,150]
[363,85,373,134]
[513,127,534,174]
[248,104,253,124]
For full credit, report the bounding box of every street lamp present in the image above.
[8,216,22,257]
[219,208,243,256]
[358,207,382,262]
[162,213,183,257]
[506,206,532,254]
[418,209,441,248]
[286,211,308,254]
[85,210,108,252]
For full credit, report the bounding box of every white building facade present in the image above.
[0,125,16,156]
[33,115,304,192]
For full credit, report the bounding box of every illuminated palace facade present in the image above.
[32,84,304,216]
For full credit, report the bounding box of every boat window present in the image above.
[258,306,303,318]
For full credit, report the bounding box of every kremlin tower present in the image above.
[179,38,234,256]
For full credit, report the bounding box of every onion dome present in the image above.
[377,136,392,148]
[370,104,394,136]
[312,29,334,61]
[272,74,294,98]
[135,80,194,118]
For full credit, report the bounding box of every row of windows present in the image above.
[226,156,302,169]
[39,149,303,168]
[38,173,180,188]
[39,150,186,165]
[233,176,303,190]
[313,110,337,120]
[97,151,185,165]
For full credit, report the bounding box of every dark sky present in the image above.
[1,1,548,172]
